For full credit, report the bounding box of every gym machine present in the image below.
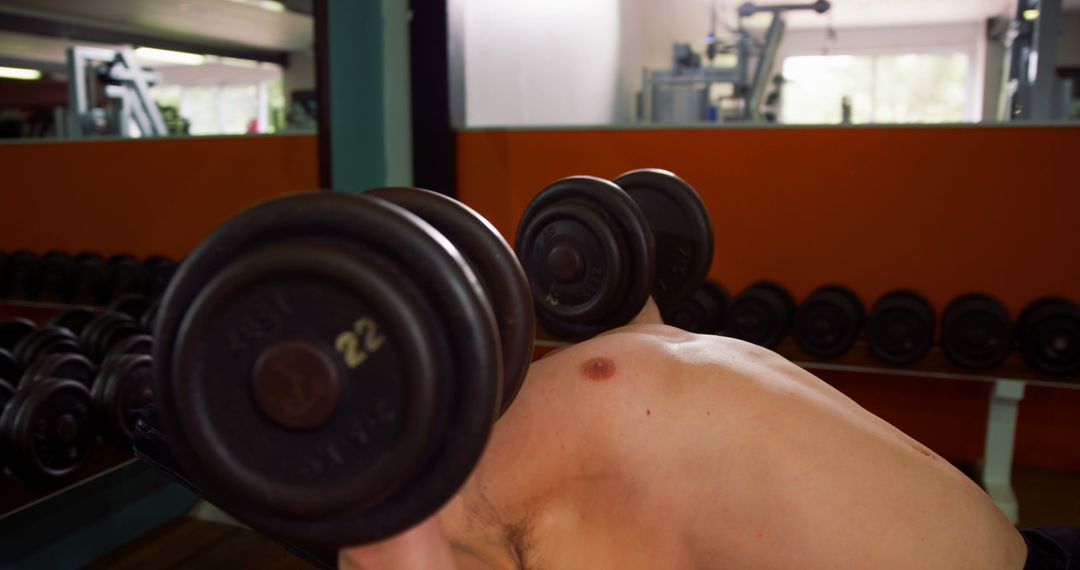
[639,0,831,123]
[65,46,169,138]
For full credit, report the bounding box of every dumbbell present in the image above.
[662,280,728,333]
[73,252,110,305]
[17,334,152,448]
[4,250,39,299]
[1017,297,1080,375]
[108,254,149,299]
[515,169,713,339]
[726,281,795,348]
[866,290,935,366]
[0,348,16,386]
[80,311,140,363]
[11,325,81,371]
[39,251,77,301]
[144,255,179,298]
[795,285,865,358]
[140,299,160,333]
[153,189,533,547]
[108,293,151,321]
[0,376,95,481]
[0,317,36,352]
[941,293,1013,370]
[47,306,98,337]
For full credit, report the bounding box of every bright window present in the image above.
[780,53,971,124]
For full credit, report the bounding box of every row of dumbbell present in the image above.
[0,250,177,304]
[0,298,158,483]
[666,281,1080,375]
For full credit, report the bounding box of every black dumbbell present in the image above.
[0,317,36,352]
[795,285,865,358]
[107,254,149,300]
[0,378,13,472]
[39,251,77,301]
[0,377,95,481]
[47,306,98,337]
[19,352,96,389]
[80,311,140,363]
[866,290,935,366]
[1017,297,1080,375]
[11,325,82,371]
[153,189,531,547]
[140,299,160,333]
[6,250,40,300]
[143,255,179,298]
[0,348,17,386]
[92,353,154,448]
[515,170,713,339]
[73,252,110,305]
[663,280,728,333]
[726,281,795,348]
[107,293,151,321]
[941,293,1013,370]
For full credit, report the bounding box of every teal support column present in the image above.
[319,0,413,191]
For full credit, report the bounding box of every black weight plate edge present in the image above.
[368,187,534,416]
[794,286,863,358]
[612,168,713,311]
[153,192,500,548]
[0,318,36,351]
[1017,296,1080,374]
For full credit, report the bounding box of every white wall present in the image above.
[1060,11,1080,67]
[462,0,621,126]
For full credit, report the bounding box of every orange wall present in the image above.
[458,125,1080,470]
[0,135,318,258]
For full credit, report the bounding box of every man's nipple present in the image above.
[580,356,616,381]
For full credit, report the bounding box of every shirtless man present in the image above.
[339,299,1038,570]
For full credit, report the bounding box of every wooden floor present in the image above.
[87,465,1080,568]
[85,517,316,569]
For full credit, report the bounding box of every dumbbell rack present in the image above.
[535,334,1080,524]
[0,299,197,569]
[772,336,1079,525]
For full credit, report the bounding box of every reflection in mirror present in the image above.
[456,0,1080,127]
[0,0,315,139]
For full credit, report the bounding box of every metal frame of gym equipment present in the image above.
[65,46,169,138]
[639,1,830,123]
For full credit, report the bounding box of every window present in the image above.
[780,52,971,124]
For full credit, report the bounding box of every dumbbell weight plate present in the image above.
[612,169,713,312]
[48,306,98,337]
[516,176,655,339]
[0,318,36,351]
[19,352,96,389]
[368,187,534,415]
[1018,297,1080,375]
[7,250,40,300]
[107,254,149,299]
[92,353,154,447]
[941,293,1013,370]
[0,377,95,481]
[140,299,160,333]
[867,290,935,366]
[663,280,728,333]
[0,348,16,386]
[795,285,865,358]
[144,255,178,298]
[726,281,795,348]
[12,326,81,370]
[73,253,109,305]
[102,333,153,364]
[81,312,139,362]
[0,378,13,471]
[155,192,500,547]
[108,293,151,321]
[39,251,76,301]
